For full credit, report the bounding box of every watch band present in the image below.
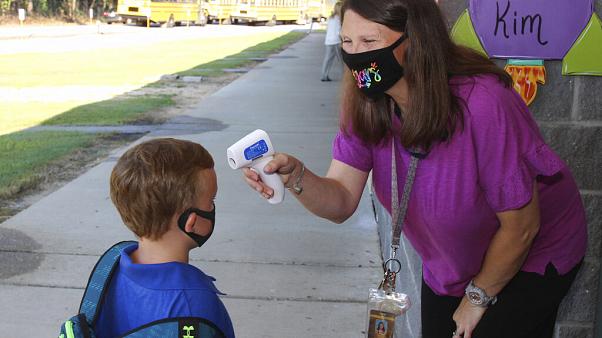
[465,280,497,307]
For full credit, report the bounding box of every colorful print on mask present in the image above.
[341,34,408,98]
[352,62,383,89]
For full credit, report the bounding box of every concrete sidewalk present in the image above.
[0,32,382,337]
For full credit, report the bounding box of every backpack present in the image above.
[58,241,226,338]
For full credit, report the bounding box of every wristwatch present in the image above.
[465,280,497,307]
[288,163,305,195]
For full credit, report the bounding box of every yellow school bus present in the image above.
[117,0,208,26]
[202,0,237,23]
[229,0,327,25]
[305,0,327,22]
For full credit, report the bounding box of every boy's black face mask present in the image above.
[340,34,408,98]
[177,203,215,248]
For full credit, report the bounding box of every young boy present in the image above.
[94,138,234,338]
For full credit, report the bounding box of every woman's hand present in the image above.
[242,152,301,200]
[452,297,487,338]
[450,182,540,338]
[243,155,368,224]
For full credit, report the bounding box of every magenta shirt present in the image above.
[333,75,587,297]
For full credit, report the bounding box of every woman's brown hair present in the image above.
[340,0,512,148]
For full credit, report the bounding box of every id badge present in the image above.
[366,288,410,338]
[367,310,395,338]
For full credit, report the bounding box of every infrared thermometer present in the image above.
[227,129,285,204]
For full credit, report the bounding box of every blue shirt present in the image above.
[94,244,235,338]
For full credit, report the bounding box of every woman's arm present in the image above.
[243,153,369,223]
[473,183,541,296]
[453,182,541,338]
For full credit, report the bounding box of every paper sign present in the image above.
[469,0,593,59]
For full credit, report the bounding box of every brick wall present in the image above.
[371,1,602,337]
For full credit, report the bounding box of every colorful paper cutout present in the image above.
[450,9,488,56]
[468,0,593,59]
[504,59,546,105]
[562,13,602,76]
[451,1,601,106]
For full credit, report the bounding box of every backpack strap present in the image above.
[119,317,226,338]
[78,241,137,327]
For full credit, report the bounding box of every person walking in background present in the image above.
[321,1,342,82]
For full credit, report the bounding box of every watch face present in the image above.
[467,291,483,304]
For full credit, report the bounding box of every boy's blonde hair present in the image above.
[110,138,214,240]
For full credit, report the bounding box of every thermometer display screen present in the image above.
[244,140,268,160]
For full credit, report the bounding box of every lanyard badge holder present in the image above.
[366,141,420,338]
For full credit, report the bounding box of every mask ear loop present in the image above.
[177,209,194,231]
[389,32,408,50]
[191,202,215,221]
[177,202,215,230]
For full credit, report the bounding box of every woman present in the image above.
[242,0,587,337]
[320,1,342,82]
[376,321,386,335]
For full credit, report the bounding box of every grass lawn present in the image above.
[0,30,305,135]
[0,131,98,199]
[0,30,307,202]
[1,101,84,135]
[245,31,306,55]
[43,95,174,125]
[0,32,295,88]
[178,31,305,77]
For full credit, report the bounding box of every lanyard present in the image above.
[390,140,420,255]
[379,137,420,292]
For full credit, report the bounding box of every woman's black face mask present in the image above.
[177,202,215,248]
[341,33,408,98]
